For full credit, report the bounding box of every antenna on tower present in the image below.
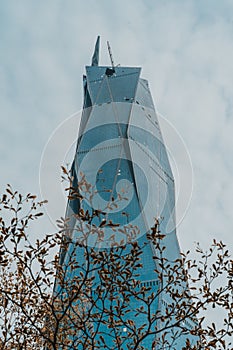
[107,41,115,69]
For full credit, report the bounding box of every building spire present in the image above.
[107,41,115,69]
[91,36,100,66]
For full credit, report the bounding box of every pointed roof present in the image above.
[91,36,100,66]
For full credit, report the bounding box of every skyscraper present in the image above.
[57,37,198,349]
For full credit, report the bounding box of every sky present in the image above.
[1,0,233,257]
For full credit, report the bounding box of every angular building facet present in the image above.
[57,37,198,349]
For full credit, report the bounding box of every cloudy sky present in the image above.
[1,0,233,256]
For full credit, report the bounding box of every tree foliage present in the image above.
[0,180,232,349]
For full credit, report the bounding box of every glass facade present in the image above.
[57,38,198,349]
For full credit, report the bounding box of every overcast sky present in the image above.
[1,1,233,257]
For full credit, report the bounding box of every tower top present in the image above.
[91,36,116,69]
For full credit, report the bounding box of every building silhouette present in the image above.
[57,37,198,349]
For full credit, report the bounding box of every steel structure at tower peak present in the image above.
[57,37,198,349]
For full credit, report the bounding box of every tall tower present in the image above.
[58,37,198,349]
